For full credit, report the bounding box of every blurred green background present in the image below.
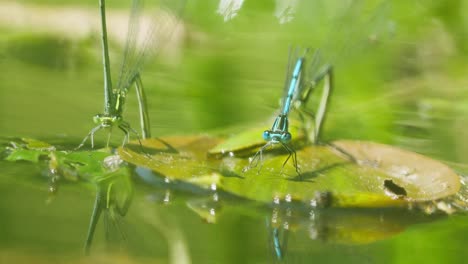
[1,0,468,263]
[1,0,468,162]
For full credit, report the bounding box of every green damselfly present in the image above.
[78,0,185,149]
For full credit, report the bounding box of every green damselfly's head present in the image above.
[263,115,292,144]
[93,114,123,128]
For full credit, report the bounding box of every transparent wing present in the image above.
[116,0,186,93]
[306,0,392,82]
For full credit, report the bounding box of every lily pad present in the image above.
[118,136,221,182]
[208,117,306,158]
[331,140,461,201]
[120,135,462,208]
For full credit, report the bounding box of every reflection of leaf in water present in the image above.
[2,138,134,253]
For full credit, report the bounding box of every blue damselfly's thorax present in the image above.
[263,114,292,144]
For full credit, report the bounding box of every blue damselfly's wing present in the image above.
[289,0,393,116]
[306,0,393,83]
[216,0,245,22]
[274,0,300,24]
[116,0,186,93]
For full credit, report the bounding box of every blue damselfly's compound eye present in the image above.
[281,132,292,143]
[263,130,271,141]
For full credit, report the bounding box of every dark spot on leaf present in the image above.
[384,179,407,197]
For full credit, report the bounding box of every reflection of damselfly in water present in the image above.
[242,1,392,175]
[78,0,185,149]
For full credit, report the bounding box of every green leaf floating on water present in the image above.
[4,138,55,162]
[208,118,305,158]
[2,138,130,183]
[119,135,461,208]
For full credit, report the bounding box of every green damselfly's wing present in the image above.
[115,0,186,94]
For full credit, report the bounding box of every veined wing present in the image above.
[116,0,186,93]
[275,1,392,113]
[305,0,392,84]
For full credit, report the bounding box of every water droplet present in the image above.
[273,196,280,205]
[210,183,217,191]
[103,155,123,171]
[163,190,171,204]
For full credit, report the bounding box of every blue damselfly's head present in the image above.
[264,114,292,143]
[263,130,292,143]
